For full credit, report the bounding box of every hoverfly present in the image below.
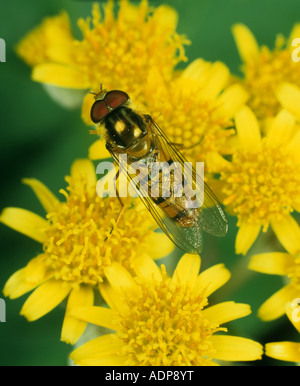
[90,88,228,254]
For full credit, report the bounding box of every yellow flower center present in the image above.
[242,39,300,120]
[73,1,189,104]
[155,97,233,162]
[43,178,154,287]
[117,268,224,366]
[221,141,300,229]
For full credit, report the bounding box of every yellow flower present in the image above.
[17,0,189,122]
[232,23,300,121]
[1,159,173,344]
[265,302,300,364]
[248,220,300,321]
[208,105,300,255]
[69,254,262,366]
[143,59,248,164]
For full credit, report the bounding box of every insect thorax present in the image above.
[104,106,148,150]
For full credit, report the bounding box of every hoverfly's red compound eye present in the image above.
[90,100,109,123]
[104,90,129,109]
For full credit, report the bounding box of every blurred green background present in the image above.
[0,0,299,366]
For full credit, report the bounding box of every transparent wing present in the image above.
[106,144,203,254]
[145,114,228,237]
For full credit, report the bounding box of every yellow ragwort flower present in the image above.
[17,0,189,122]
[69,253,262,366]
[249,220,300,321]
[1,159,173,344]
[265,302,300,364]
[143,59,248,165]
[232,23,300,121]
[207,105,300,255]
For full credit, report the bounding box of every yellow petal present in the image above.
[196,263,231,297]
[0,207,48,243]
[16,12,73,66]
[43,13,73,64]
[211,335,263,361]
[3,261,51,299]
[258,284,298,321]
[82,91,95,126]
[133,254,162,284]
[271,215,300,255]
[182,59,210,84]
[88,139,110,161]
[99,282,127,314]
[22,178,59,213]
[235,222,261,255]
[266,109,295,147]
[104,262,138,293]
[205,152,231,173]
[144,232,174,259]
[201,61,230,100]
[153,5,178,31]
[24,254,50,283]
[215,83,249,119]
[248,252,294,275]
[276,82,300,120]
[232,24,260,64]
[220,134,240,155]
[203,302,251,325]
[3,269,29,299]
[172,253,201,289]
[20,279,71,321]
[235,106,261,151]
[61,285,94,344]
[287,130,300,156]
[32,63,90,89]
[265,342,300,363]
[119,0,143,24]
[70,306,119,331]
[70,159,97,191]
[293,201,300,212]
[70,334,123,364]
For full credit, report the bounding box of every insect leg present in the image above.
[115,168,124,207]
[104,168,125,241]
